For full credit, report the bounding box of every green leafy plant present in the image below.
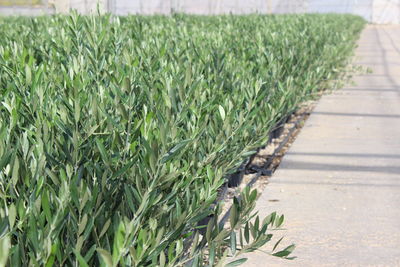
[0,0,42,6]
[0,13,365,266]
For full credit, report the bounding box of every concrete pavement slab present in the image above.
[243,25,400,267]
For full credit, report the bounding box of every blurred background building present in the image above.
[0,0,399,24]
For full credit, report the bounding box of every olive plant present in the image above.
[0,13,365,266]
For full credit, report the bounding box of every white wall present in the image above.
[305,0,373,21]
[112,0,172,15]
[63,0,400,24]
[0,5,54,15]
[54,0,69,13]
[55,0,107,13]
[373,0,400,24]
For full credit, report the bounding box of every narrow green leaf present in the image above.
[272,237,284,252]
[97,248,113,267]
[0,236,10,267]
[73,249,90,267]
[99,219,111,239]
[218,105,226,121]
[25,65,32,85]
[8,204,16,229]
[230,231,237,255]
[276,215,284,228]
[160,139,191,164]
[159,251,166,267]
[209,244,215,267]
[95,139,109,164]
[42,190,51,222]
[244,223,250,244]
[225,258,247,267]
[272,244,295,258]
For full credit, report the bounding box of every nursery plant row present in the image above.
[0,13,365,266]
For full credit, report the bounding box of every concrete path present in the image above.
[243,25,400,267]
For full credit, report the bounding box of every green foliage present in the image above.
[0,13,365,266]
[0,0,42,6]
